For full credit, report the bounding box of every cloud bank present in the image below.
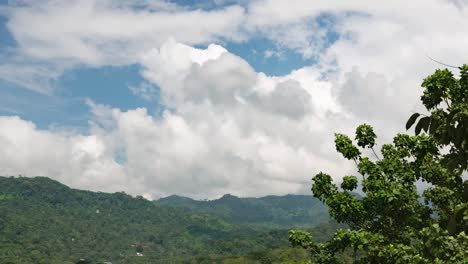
[0,0,467,198]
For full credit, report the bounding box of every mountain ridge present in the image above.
[0,176,336,263]
[156,191,330,229]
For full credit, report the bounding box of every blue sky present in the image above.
[3,42,315,128]
[0,1,340,130]
[0,0,466,198]
[0,37,316,129]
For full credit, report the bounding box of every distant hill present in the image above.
[156,193,330,229]
[0,176,336,263]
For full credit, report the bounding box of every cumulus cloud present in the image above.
[0,0,246,92]
[1,0,467,198]
[0,42,354,199]
[0,115,131,193]
[135,41,349,198]
[244,0,468,136]
[3,0,468,93]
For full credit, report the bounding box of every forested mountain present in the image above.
[0,176,337,263]
[156,193,330,229]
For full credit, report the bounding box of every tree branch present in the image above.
[425,54,458,69]
[371,147,381,161]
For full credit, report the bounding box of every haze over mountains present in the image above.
[156,193,329,229]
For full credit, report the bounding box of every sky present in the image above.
[0,0,467,200]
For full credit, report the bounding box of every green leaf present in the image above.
[355,124,377,148]
[429,118,439,134]
[406,113,420,130]
[341,176,358,191]
[415,117,430,134]
[453,128,463,148]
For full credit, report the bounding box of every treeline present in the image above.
[0,176,339,263]
[155,193,330,229]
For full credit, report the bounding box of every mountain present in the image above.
[156,193,330,229]
[0,176,336,263]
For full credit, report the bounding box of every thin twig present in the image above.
[425,54,458,69]
[371,147,381,161]
[443,98,451,109]
[353,158,359,166]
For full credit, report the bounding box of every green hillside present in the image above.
[156,193,330,229]
[0,176,337,263]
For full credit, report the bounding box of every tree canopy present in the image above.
[290,65,468,263]
[0,176,338,263]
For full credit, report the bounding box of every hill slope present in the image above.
[0,176,334,263]
[156,193,330,229]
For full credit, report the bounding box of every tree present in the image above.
[289,65,468,263]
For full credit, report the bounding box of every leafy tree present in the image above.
[290,65,468,263]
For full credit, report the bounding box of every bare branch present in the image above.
[371,147,381,161]
[425,54,458,69]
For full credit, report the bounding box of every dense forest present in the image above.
[155,193,329,229]
[0,176,339,263]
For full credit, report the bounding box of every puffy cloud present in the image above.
[0,42,355,198]
[135,41,348,198]
[0,0,245,92]
[140,41,324,119]
[252,80,312,119]
[243,0,468,138]
[3,0,468,95]
[0,116,132,193]
[245,0,468,80]
[1,0,467,198]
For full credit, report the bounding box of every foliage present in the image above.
[156,193,330,229]
[407,65,468,170]
[290,65,468,263]
[0,176,336,263]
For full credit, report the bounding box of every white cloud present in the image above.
[247,14,332,59]
[0,53,66,94]
[0,0,245,93]
[130,41,352,198]
[244,0,468,78]
[244,0,468,132]
[3,0,468,94]
[0,115,133,193]
[0,42,356,198]
[128,82,158,101]
[6,0,245,66]
[1,0,467,198]
[264,49,282,59]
